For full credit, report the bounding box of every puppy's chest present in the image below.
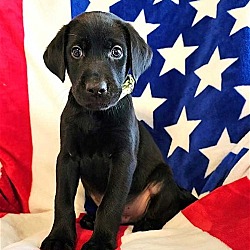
[79,148,112,194]
[69,129,115,192]
[64,113,129,193]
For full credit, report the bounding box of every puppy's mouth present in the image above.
[72,91,121,111]
[83,100,117,111]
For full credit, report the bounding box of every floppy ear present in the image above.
[43,25,67,82]
[124,22,153,81]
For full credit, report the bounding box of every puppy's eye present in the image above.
[71,46,83,59]
[110,45,123,59]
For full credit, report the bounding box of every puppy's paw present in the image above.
[81,239,116,250]
[79,214,95,230]
[40,237,74,250]
[133,218,163,232]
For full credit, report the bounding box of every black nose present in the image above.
[85,81,108,96]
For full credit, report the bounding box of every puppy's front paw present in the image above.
[81,239,116,250]
[41,237,74,250]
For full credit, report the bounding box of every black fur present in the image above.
[41,11,196,250]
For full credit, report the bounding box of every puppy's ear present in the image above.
[124,23,153,81]
[43,25,67,82]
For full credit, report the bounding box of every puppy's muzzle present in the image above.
[72,77,119,110]
[85,81,108,97]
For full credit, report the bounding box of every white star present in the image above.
[194,47,238,97]
[86,0,120,12]
[190,0,220,26]
[164,107,201,157]
[158,34,198,76]
[171,0,180,4]
[191,188,199,198]
[231,131,250,155]
[235,86,250,119]
[192,188,209,198]
[200,129,236,177]
[153,0,163,4]
[228,2,250,36]
[129,10,160,42]
[132,83,166,128]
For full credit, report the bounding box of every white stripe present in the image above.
[1,212,53,249]
[23,0,78,212]
[121,212,231,250]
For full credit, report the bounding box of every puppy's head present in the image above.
[44,11,152,111]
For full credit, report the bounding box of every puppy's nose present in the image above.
[85,81,108,96]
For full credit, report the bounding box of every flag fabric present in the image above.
[0,0,249,249]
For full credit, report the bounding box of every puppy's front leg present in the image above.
[41,152,79,250]
[82,152,136,250]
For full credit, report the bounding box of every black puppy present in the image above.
[41,11,196,250]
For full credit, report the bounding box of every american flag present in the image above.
[71,0,250,196]
[1,1,249,250]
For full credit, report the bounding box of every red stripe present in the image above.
[182,177,250,250]
[0,1,32,213]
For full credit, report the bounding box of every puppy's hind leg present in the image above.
[80,194,97,230]
[133,164,196,232]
